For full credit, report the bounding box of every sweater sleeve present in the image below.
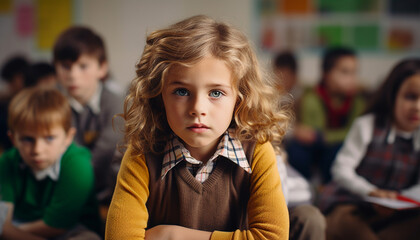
[211,142,289,240]
[331,114,377,196]
[105,146,150,240]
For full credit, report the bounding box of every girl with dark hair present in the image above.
[321,58,420,240]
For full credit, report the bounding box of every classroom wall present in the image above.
[75,0,253,89]
[0,0,417,92]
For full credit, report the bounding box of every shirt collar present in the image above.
[387,125,420,151]
[68,83,102,114]
[31,155,62,181]
[161,129,251,179]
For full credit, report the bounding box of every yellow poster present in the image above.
[0,0,12,13]
[37,0,72,50]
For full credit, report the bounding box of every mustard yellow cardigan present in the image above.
[105,141,289,240]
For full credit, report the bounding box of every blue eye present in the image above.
[174,88,189,96]
[20,136,35,143]
[209,90,223,98]
[45,136,55,142]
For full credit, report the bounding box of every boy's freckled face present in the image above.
[55,54,107,105]
[394,74,420,132]
[162,56,237,157]
[12,126,74,171]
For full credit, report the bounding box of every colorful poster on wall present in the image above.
[16,4,34,37]
[353,24,380,50]
[37,0,72,50]
[0,0,12,14]
[256,0,419,52]
[279,0,313,15]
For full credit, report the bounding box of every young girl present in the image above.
[105,15,290,240]
[320,58,420,240]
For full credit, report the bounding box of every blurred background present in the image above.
[0,0,419,93]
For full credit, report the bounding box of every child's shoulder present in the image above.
[100,85,124,109]
[60,143,94,179]
[249,141,276,167]
[0,147,20,166]
[62,143,91,165]
[300,86,322,104]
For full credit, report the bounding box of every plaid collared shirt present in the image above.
[161,129,251,183]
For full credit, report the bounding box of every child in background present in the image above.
[0,87,101,240]
[0,56,30,152]
[23,62,57,88]
[106,15,290,239]
[273,51,302,99]
[53,26,123,204]
[274,52,327,240]
[321,58,420,240]
[286,47,365,183]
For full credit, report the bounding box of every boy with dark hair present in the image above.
[0,87,101,240]
[23,62,57,88]
[273,51,298,94]
[286,47,365,184]
[0,55,30,152]
[53,26,123,204]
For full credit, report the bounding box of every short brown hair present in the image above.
[53,26,107,64]
[8,87,72,134]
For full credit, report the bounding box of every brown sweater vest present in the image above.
[145,140,256,231]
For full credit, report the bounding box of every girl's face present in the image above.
[162,56,237,161]
[324,56,358,96]
[394,73,420,132]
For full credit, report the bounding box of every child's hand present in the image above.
[145,225,173,240]
[145,225,211,240]
[368,189,398,199]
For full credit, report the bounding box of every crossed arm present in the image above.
[0,202,65,240]
[105,142,289,240]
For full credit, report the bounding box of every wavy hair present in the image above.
[124,15,291,155]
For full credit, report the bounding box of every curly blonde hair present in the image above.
[124,15,291,155]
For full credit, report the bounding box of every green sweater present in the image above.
[0,143,100,231]
[299,87,365,144]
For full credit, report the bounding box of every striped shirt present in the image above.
[161,129,251,183]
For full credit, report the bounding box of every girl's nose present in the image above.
[189,95,207,117]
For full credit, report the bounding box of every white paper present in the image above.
[363,196,419,210]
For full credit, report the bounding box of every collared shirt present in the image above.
[29,155,62,181]
[68,83,103,115]
[332,113,420,196]
[161,129,251,183]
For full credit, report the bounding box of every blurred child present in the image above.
[274,52,327,240]
[321,58,420,240]
[286,47,365,183]
[273,51,301,98]
[24,62,57,88]
[105,15,290,239]
[277,152,327,240]
[0,55,29,97]
[0,87,101,240]
[0,56,29,152]
[53,26,123,204]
